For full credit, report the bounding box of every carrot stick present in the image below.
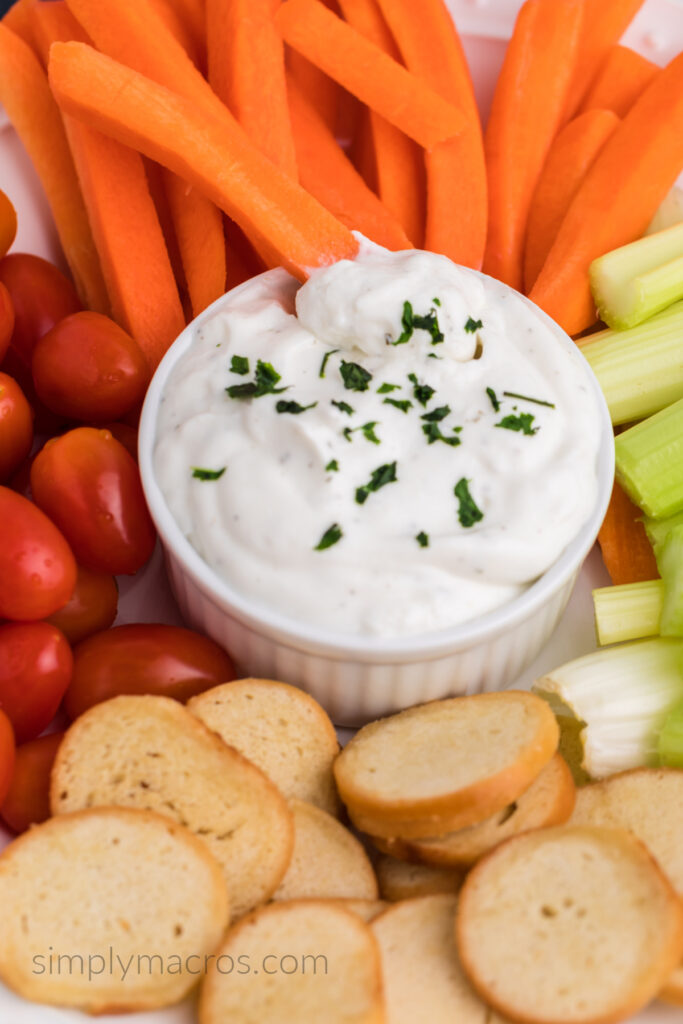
[29,0,90,55]
[523,109,619,294]
[163,171,227,318]
[146,0,202,66]
[48,42,359,279]
[206,0,297,178]
[287,50,339,136]
[578,44,658,119]
[0,24,108,312]
[144,158,190,318]
[564,0,646,120]
[275,0,465,149]
[2,0,36,49]
[598,481,659,585]
[338,0,424,249]
[376,0,486,268]
[287,78,411,251]
[482,0,584,291]
[529,50,683,337]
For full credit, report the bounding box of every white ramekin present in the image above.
[139,271,615,726]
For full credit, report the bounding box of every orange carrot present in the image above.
[338,0,424,248]
[48,42,359,279]
[162,0,204,46]
[376,0,486,268]
[578,44,658,119]
[564,0,646,120]
[224,219,266,292]
[28,0,90,60]
[2,0,36,49]
[206,0,297,178]
[523,109,619,293]
[146,0,202,66]
[144,158,190,318]
[529,50,683,337]
[163,172,227,318]
[287,50,339,136]
[482,0,584,291]
[275,0,465,149]
[288,78,410,251]
[598,481,659,585]
[0,24,107,312]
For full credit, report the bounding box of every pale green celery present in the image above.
[642,509,683,553]
[658,697,683,767]
[580,300,683,425]
[614,396,683,518]
[589,223,683,329]
[655,524,683,637]
[533,638,683,779]
[593,580,663,645]
[647,186,683,235]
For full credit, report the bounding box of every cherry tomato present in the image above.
[0,281,14,364]
[0,710,15,808]
[32,312,150,422]
[0,372,33,482]
[46,564,118,645]
[0,189,17,260]
[0,622,72,743]
[101,421,138,462]
[30,427,156,575]
[1,731,62,834]
[0,487,77,621]
[64,624,235,720]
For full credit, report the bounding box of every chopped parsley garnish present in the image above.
[383,397,413,414]
[344,421,381,444]
[421,405,450,423]
[502,390,556,409]
[377,382,402,394]
[422,422,461,447]
[454,478,483,528]
[391,301,444,346]
[496,413,538,435]
[355,462,397,505]
[340,360,372,391]
[192,466,226,481]
[325,459,339,472]
[319,348,339,378]
[331,399,355,416]
[427,352,442,360]
[465,317,483,333]
[315,523,343,550]
[230,354,249,375]
[226,359,288,399]
[432,297,441,306]
[408,372,435,407]
[343,427,353,442]
[276,399,317,414]
[416,531,429,548]
[486,387,500,412]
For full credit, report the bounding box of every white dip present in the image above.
[154,239,602,638]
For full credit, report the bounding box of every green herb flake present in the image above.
[377,382,402,394]
[408,372,435,407]
[325,459,339,473]
[391,300,444,346]
[340,360,372,392]
[359,421,380,444]
[392,300,415,346]
[454,478,483,528]
[383,397,413,414]
[465,317,483,333]
[416,531,429,548]
[226,359,288,399]
[486,387,500,412]
[427,353,442,360]
[495,413,538,436]
[319,348,340,378]
[343,427,353,442]
[192,466,226,481]
[276,400,317,415]
[422,422,461,447]
[230,354,249,375]
[502,390,555,409]
[355,462,398,505]
[331,399,355,416]
[315,523,343,551]
[432,297,441,306]
[421,405,450,423]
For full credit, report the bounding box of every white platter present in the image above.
[1,1,682,1020]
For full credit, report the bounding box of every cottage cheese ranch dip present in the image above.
[153,239,601,638]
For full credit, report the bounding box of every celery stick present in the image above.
[580,300,683,425]
[593,580,663,645]
[614,396,683,518]
[590,223,683,329]
[655,524,683,636]
[642,509,683,553]
[647,186,683,235]
[658,697,683,767]
[533,638,683,779]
